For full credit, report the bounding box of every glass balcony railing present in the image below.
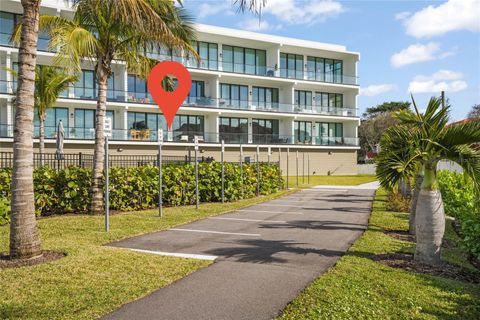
[0,80,358,117]
[0,124,359,147]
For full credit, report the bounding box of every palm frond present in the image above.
[440,119,480,147]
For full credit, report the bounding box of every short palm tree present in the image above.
[34,66,77,163]
[24,0,197,214]
[377,96,480,265]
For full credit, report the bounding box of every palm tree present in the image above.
[377,96,480,265]
[9,0,43,259]
[34,66,77,163]
[33,0,197,214]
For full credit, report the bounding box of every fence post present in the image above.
[256,145,260,196]
[286,148,289,189]
[221,140,225,204]
[79,152,83,168]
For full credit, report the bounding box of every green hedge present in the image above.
[438,170,480,260]
[0,162,283,225]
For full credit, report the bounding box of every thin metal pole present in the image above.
[286,147,289,189]
[256,145,260,196]
[240,144,243,198]
[278,147,282,190]
[302,151,305,184]
[104,136,109,232]
[308,153,310,185]
[221,140,225,204]
[158,137,163,218]
[195,143,198,210]
[296,150,299,187]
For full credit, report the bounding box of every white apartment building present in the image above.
[0,0,360,175]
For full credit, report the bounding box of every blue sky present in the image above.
[183,0,480,120]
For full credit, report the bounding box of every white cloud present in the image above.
[402,0,480,38]
[238,18,271,31]
[394,11,411,21]
[360,84,396,97]
[263,0,345,25]
[197,1,233,19]
[408,70,468,93]
[390,42,455,68]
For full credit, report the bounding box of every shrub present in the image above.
[385,189,411,212]
[0,162,283,225]
[438,170,480,260]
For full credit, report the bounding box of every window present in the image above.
[222,45,266,75]
[127,112,167,141]
[280,53,304,79]
[0,12,19,46]
[186,80,205,103]
[34,107,68,138]
[294,121,312,144]
[252,119,279,144]
[219,117,248,143]
[187,41,218,70]
[294,90,313,110]
[172,115,204,141]
[220,83,248,109]
[74,109,114,139]
[127,74,152,103]
[74,70,95,99]
[252,86,279,110]
[306,56,343,83]
[314,92,343,111]
[317,122,343,145]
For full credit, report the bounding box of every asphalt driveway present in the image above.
[104,183,377,320]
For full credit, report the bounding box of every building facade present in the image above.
[0,0,360,176]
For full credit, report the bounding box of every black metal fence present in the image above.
[0,152,191,169]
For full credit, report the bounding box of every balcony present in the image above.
[0,124,359,147]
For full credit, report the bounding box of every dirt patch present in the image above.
[0,251,66,269]
[384,230,415,242]
[373,253,480,284]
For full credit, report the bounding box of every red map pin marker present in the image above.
[147,61,192,129]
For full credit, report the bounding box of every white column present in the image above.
[5,52,12,94]
[6,99,13,137]
[248,118,253,144]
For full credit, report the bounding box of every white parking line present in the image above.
[129,248,218,261]
[237,209,304,215]
[170,228,261,237]
[209,217,286,223]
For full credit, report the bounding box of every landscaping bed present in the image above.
[278,188,480,320]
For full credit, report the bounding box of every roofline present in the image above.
[194,24,360,58]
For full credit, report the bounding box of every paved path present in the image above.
[104,183,377,320]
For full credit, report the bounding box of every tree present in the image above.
[34,66,77,163]
[377,96,480,265]
[358,101,410,160]
[9,0,42,259]
[35,0,197,214]
[467,104,480,119]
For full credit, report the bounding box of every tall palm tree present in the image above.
[32,0,197,214]
[34,66,77,163]
[378,96,480,265]
[9,0,42,259]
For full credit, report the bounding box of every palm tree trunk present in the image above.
[409,174,423,235]
[9,0,42,259]
[414,167,444,265]
[89,60,109,214]
[39,118,45,165]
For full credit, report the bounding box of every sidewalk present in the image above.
[104,186,376,320]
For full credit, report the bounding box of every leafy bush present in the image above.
[438,170,480,259]
[0,162,283,225]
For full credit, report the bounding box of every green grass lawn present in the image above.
[0,190,293,320]
[286,174,376,188]
[278,189,480,320]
